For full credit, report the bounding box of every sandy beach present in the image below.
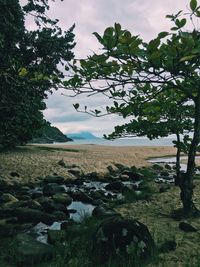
[0,144,176,185]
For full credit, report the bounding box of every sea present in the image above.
[55,137,175,146]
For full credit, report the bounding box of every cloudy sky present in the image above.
[27,0,190,137]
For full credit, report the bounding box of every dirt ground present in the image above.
[0,144,176,185]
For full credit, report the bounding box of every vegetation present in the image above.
[0,0,75,148]
[31,121,72,143]
[65,0,200,216]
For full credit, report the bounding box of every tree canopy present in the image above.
[65,0,200,216]
[0,0,75,148]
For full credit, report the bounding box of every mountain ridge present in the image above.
[67,131,99,140]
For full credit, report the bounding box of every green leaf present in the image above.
[114,23,121,32]
[158,32,169,39]
[179,18,187,27]
[190,0,197,11]
[180,55,197,62]
[93,32,103,44]
[73,103,79,110]
[104,27,114,37]
[18,67,28,77]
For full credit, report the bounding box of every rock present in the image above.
[43,183,65,196]
[114,163,130,171]
[18,200,42,210]
[159,240,177,253]
[90,190,105,200]
[38,197,55,213]
[20,186,31,193]
[165,164,172,170]
[31,191,43,199]
[152,164,164,171]
[14,208,55,225]
[93,216,155,263]
[85,172,99,180]
[160,171,170,177]
[47,229,67,244]
[92,206,119,218]
[107,165,116,174]
[11,234,53,265]
[10,171,20,177]
[52,211,67,221]
[58,159,66,167]
[179,222,197,232]
[121,170,143,181]
[70,191,93,203]
[44,175,65,184]
[0,193,18,203]
[72,178,84,185]
[52,193,72,206]
[119,174,130,181]
[105,181,124,191]
[92,199,105,206]
[68,169,82,177]
[17,195,32,201]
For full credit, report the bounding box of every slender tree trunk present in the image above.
[175,133,181,186]
[180,95,200,215]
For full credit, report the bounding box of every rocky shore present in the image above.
[0,145,200,266]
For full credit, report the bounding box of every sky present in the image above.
[25,0,190,137]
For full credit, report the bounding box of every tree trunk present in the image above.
[175,133,181,186]
[180,95,200,215]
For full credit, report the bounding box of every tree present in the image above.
[65,0,200,216]
[105,91,194,186]
[0,0,75,148]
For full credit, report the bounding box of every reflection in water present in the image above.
[68,201,95,222]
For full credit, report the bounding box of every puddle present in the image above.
[149,156,200,183]
[149,156,200,172]
[68,201,95,222]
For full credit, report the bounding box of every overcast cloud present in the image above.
[27,0,190,136]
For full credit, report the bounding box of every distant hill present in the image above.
[67,131,99,140]
[30,124,73,144]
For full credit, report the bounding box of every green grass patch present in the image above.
[33,146,81,153]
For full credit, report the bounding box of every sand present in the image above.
[0,144,176,184]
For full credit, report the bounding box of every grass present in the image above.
[33,146,81,153]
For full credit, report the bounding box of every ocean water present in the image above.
[56,137,174,146]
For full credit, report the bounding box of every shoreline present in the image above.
[0,144,176,185]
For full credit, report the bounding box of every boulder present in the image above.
[0,193,18,203]
[105,181,124,191]
[179,222,197,232]
[14,208,55,225]
[165,164,172,170]
[52,193,72,206]
[159,240,177,253]
[119,174,130,181]
[93,216,155,263]
[92,206,119,218]
[31,191,43,199]
[10,171,20,177]
[43,183,65,196]
[121,170,144,181]
[44,175,65,184]
[11,234,53,265]
[70,191,93,203]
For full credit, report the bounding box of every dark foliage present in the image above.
[0,0,75,148]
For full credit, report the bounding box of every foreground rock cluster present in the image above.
[0,160,177,266]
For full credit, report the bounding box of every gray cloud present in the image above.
[22,0,190,136]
